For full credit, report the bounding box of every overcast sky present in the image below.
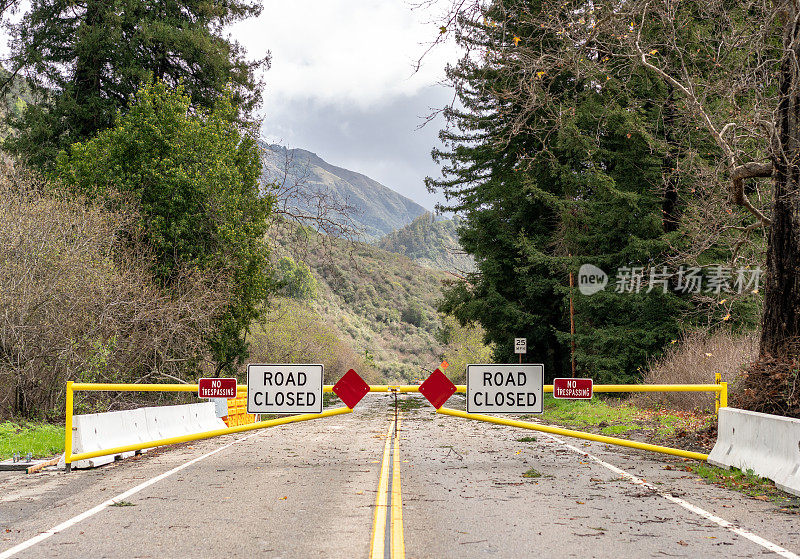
[230,0,459,211]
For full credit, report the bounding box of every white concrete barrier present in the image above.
[145,404,192,439]
[60,402,227,469]
[58,412,124,469]
[708,407,800,497]
[190,402,227,432]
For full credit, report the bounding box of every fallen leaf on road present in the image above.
[678,540,688,546]
[280,496,287,500]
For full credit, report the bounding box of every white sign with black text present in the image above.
[247,364,323,414]
[466,364,543,414]
[514,338,527,354]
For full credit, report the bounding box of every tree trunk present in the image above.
[661,87,681,233]
[759,4,800,360]
[71,0,106,138]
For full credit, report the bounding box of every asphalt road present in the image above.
[1,394,799,558]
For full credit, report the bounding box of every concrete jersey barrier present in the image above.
[59,402,226,469]
[708,407,800,497]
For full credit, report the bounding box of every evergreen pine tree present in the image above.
[4,0,265,170]
[428,0,687,382]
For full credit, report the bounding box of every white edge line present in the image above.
[542,433,800,559]
[0,431,260,559]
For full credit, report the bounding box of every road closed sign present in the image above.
[466,364,543,414]
[247,364,323,414]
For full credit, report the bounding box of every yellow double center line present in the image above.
[370,413,404,558]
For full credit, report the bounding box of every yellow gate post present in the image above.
[64,381,74,473]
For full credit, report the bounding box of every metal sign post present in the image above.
[514,338,526,364]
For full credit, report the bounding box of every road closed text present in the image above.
[466,364,543,414]
[247,364,323,414]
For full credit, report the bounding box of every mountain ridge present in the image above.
[260,143,427,241]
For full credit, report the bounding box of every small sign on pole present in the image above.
[514,338,526,364]
[198,378,237,399]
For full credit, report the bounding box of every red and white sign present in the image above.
[198,378,237,399]
[552,378,593,399]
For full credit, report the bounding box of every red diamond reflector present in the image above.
[332,369,370,409]
[419,369,456,409]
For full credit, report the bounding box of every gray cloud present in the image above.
[260,85,454,212]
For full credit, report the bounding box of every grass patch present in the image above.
[522,467,542,478]
[541,394,639,426]
[516,436,537,443]
[685,463,796,504]
[537,394,711,437]
[110,500,136,507]
[323,392,341,407]
[600,423,641,435]
[0,421,64,459]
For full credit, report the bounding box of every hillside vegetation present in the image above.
[376,212,475,274]
[260,220,492,383]
[0,0,494,424]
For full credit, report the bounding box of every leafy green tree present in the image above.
[4,0,265,170]
[276,256,317,300]
[436,315,494,383]
[56,81,271,375]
